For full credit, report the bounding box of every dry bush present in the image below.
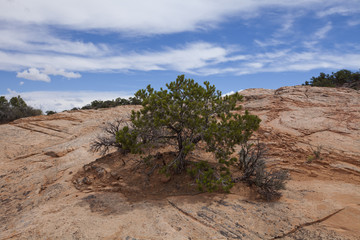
[90,118,130,156]
[235,141,289,201]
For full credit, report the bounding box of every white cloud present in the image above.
[314,22,332,39]
[0,25,110,56]
[222,89,243,97]
[5,90,134,112]
[19,81,24,86]
[4,40,360,80]
[348,20,360,26]
[16,68,50,82]
[232,51,360,75]
[317,6,360,17]
[2,42,233,75]
[0,0,359,80]
[7,88,17,95]
[0,0,356,35]
[16,67,81,82]
[43,67,81,79]
[254,39,285,47]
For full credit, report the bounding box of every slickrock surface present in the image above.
[1,86,359,240]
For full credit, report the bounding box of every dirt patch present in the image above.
[72,151,225,202]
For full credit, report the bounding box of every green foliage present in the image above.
[116,75,261,192]
[115,126,141,154]
[0,95,42,124]
[307,145,322,163]
[305,69,360,89]
[187,161,234,192]
[46,110,57,115]
[306,155,315,163]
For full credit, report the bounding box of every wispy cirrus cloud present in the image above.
[314,22,333,39]
[317,5,360,17]
[0,0,359,83]
[1,42,236,75]
[0,25,110,56]
[1,0,358,35]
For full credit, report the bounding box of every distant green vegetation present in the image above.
[304,69,360,90]
[0,95,42,124]
[73,96,141,111]
[46,110,57,115]
[0,94,141,123]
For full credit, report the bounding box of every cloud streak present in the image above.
[3,41,360,80]
[0,0,359,82]
[314,22,332,39]
[1,0,358,35]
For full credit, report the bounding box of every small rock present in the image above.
[83,164,92,172]
[110,171,121,180]
[95,167,106,178]
[44,151,59,158]
[76,177,92,185]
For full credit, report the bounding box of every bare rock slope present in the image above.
[1,86,359,240]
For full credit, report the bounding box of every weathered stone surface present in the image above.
[0,86,359,239]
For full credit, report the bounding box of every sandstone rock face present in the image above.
[1,86,359,240]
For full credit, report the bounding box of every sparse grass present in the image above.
[306,145,322,163]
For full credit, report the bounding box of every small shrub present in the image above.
[307,145,322,163]
[235,141,289,201]
[90,118,130,157]
[306,155,315,163]
[46,110,57,115]
[253,164,289,201]
[313,145,322,159]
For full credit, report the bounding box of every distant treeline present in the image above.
[304,69,360,90]
[0,95,42,124]
[72,96,142,111]
[0,95,142,123]
[47,97,142,115]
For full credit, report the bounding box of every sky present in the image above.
[0,0,359,112]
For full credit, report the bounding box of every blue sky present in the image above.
[0,0,359,111]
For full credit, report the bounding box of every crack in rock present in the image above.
[272,208,345,239]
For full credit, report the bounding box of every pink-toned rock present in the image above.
[0,86,359,239]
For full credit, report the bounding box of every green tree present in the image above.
[116,75,261,191]
[309,72,335,87]
[306,69,360,89]
[46,110,57,115]
[10,95,27,108]
[0,95,42,124]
